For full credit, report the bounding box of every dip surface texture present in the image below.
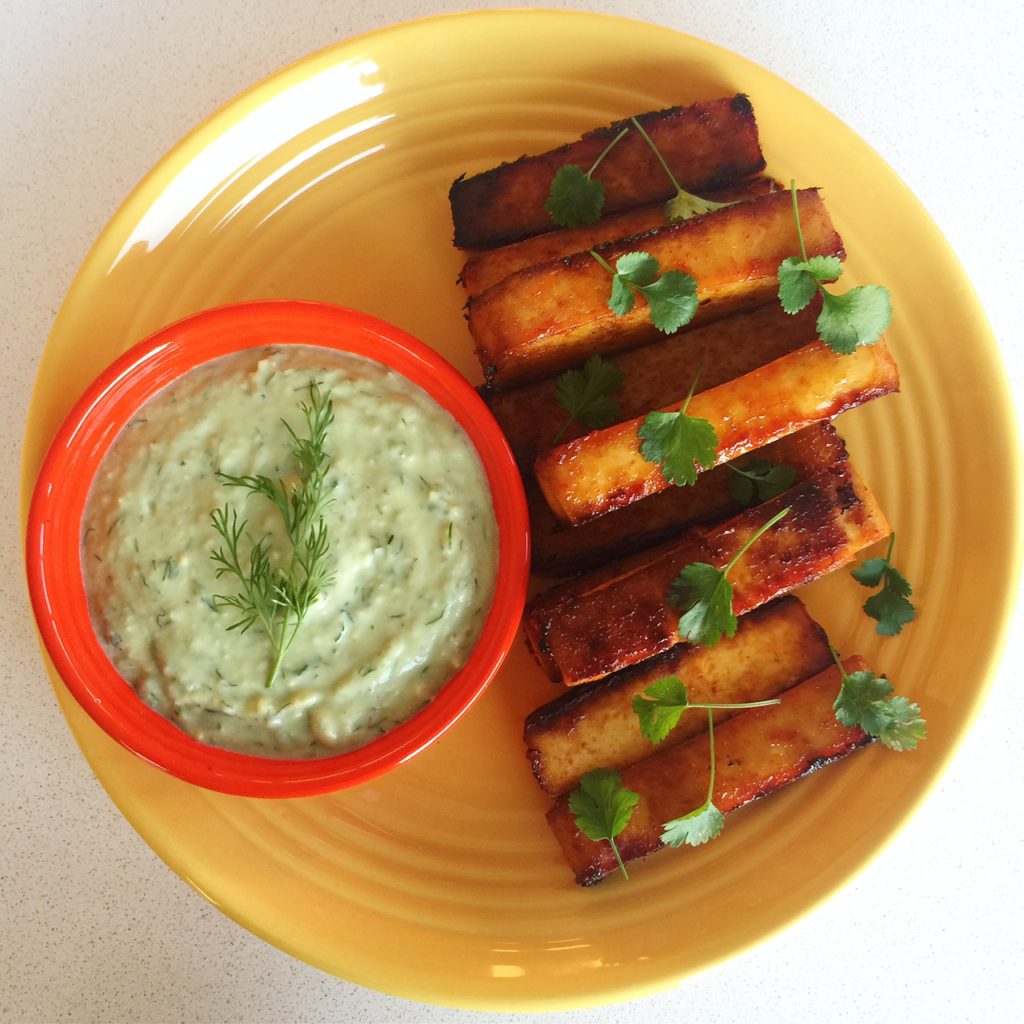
[83,346,498,758]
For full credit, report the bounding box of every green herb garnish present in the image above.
[831,648,927,751]
[545,126,630,228]
[778,180,892,353]
[660,709,726,847]
[727,459,797,506]
[590,249,699,334]
[669,506,790,647]
[209,380,335,688]
[553,354,624,443]
[569,768,640,879]
[850,533,916,636]
[629,116,732,222]
[637,367,718,486]
[632,675,781,745]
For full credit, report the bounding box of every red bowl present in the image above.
[25,300,530,797]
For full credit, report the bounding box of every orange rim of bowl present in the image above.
[24,299,530,797]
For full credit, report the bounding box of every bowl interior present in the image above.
[25,300,530,796]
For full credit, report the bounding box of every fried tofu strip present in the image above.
[547,659,873,885]
[535,338,899,526]
[488,302,819,472]
[460,177,778,296]
[525,596,832,796]
[530,422,848,577]
[450,95,766,249]
[468,189,842,388]
[524,462,889,685]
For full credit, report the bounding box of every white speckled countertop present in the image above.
[2,1,1022,1021]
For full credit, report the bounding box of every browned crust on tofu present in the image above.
[524,461,890,685]
[487,300,820,473]
[460,176,779,296]
[530,423,849,577]
[524,596,833,796]
[546,659,873,885]
[534,337,899,526]
[450,95,766,249]
[467,189,843,389]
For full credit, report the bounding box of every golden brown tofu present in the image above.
[487,301,820,472]
[534,338,899,526]
[524,462,890,685]
[530,422,849,577]
[547,658,873,885]
[468,189,843,388]
[450,95,766,248]
[524,596,832,796]
[460,177,779,296]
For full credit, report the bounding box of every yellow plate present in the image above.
[20,9,1021,1010]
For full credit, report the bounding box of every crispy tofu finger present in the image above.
[467,189,842,388]
[547,659,873,885]
[534,338,899,526]
[461,177,778,296]
[529,422,849,578]
[524,462,890,685]
[450,95,766,249]
[524,596,832,796]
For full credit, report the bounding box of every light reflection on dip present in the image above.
[82,346,498,758]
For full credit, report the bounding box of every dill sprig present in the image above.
[209,380,336,687]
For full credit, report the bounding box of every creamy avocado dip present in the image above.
[82,346,498,758]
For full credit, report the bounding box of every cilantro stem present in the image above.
[587,126,630,177]
[724,505,790,575]
[589,248,616,276]
[551,412,575,445]
[830,644,845,675]
[689,698,781,711]
[630,116,683,193]
[884,531,896,562]
[703,707,717,806]
[680,362,704,412]
[609,836,630,880]
[790,179,810,265]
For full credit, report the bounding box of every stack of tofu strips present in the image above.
[449,95,900,886]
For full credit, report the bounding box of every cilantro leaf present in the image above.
[670,562,736,647]
[727,459,797,506]
[778,254,843,314]
[569,768,640,879]
[638,408,718,486]
[545,126,630,228]
[614,250,660,285]
[553,355,624,442]
[831,652,927,752]
[851,534,916,636]
[661,801,725,847]
[592,249,699,334]
[668,506,790,648]
[632,675,690,744]
[805,254,843,282]
[664,191,730,223]
[833,669,894,734]
[850,555,888,588]
[779,180,892,353]
[864,582,916,636]
[875,696,928,752]
[641,270,699,333]
[816,285,892,354]
[777,257,819,314]
[545,165,604,227]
